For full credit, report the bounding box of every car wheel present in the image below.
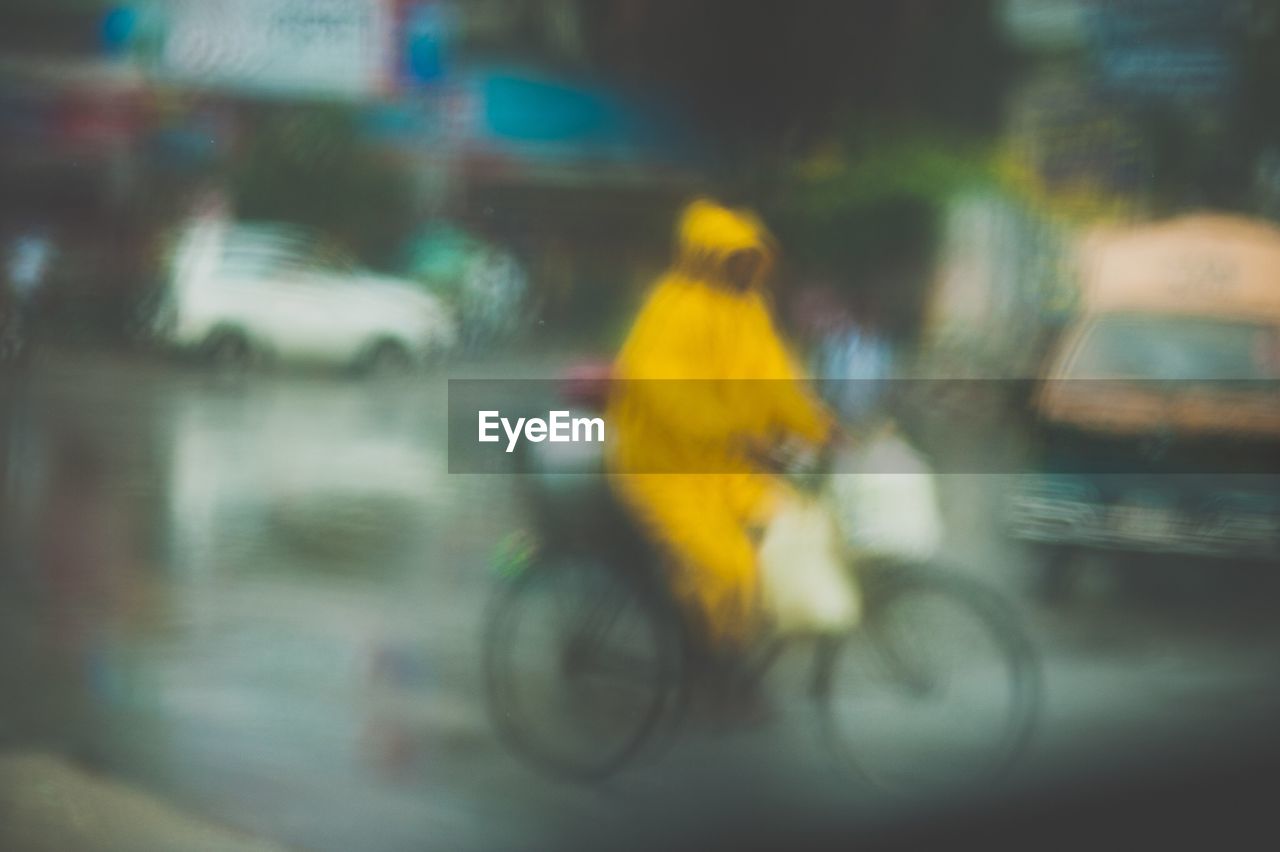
[363,340,414,377]
[204,330,254,373]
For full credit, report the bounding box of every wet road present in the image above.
[2,349,1279,851]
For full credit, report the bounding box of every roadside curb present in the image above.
[0,750,294,852]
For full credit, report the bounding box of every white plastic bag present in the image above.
[829,431,944,560]
[759,494,861,634]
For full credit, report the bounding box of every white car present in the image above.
[152,221,457,371]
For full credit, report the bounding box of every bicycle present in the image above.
[482,439,1042,795]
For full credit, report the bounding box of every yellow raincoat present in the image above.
[607,199,832,645]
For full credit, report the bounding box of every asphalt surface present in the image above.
[2,347,1279,851]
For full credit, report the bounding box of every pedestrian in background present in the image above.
[814,294,895,432]
[4,224,55,356]
[460,243,529,351]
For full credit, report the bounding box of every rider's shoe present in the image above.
[698,649,775,729]
[716,681,775,728]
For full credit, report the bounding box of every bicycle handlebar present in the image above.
[744,431,848,491]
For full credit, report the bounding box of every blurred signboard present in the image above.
[1084,0,1245,104]
[363,64,696,179]
[468,68,694,168]
[1002,0,1245,105]
[156,0,392,99]
[0,56,149,159]
[1000,0,1094,51]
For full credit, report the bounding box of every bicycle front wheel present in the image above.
[818,561,1040,794]
[483,554,682,781]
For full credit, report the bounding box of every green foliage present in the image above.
[773,121,996,274]
[793,123,992,207]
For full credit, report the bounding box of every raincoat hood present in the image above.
[672,198,776,292]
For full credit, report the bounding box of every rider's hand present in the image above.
[733,434,780,470]
[821,420,853,452]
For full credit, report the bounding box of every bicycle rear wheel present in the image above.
[818,561,1040,794]
[483,554,682,780]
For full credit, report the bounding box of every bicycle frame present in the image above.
[486,453,1040,786]
[735,628,844,703]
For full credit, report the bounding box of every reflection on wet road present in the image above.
[2,351,1279,851]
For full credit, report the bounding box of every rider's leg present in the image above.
[628,480,762,648]
[612,472,780,718]
[653,493,772,708]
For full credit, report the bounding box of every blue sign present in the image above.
[401,2,449,86]
[1085,0,1244,103]
[100,5,138,55]
[482,74,618,144]
[471,68,702,169]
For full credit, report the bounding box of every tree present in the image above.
[579,0,1013,202]
[231,104,415,264]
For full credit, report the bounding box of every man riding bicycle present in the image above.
[606,198,836,655]
[490,240,1037,772]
